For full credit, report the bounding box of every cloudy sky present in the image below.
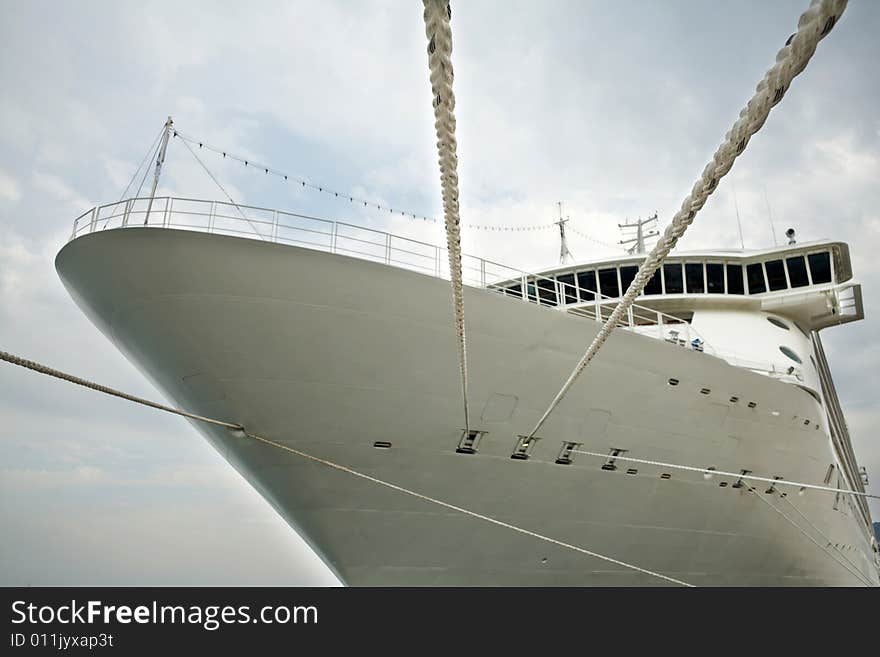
[1,0,878,585]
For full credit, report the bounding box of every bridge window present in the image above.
[644,268,662,295]
[779,345,802,364]
[685,263,705,293]
[786,256,809,288]
[726,264,744,294]
[808,252,832,284]
[746,263,766,294]
[706,263,724,293]
[557,273,577,304]
[526,280,538,302]
[504,283,522,299]
[536,278,557,306]
[765,259,787,291]
[599,267,620,298]
[620,265,638,294]
[663,263,683,294]
[577,270,597,301]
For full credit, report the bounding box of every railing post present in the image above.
[121,200,130,228]
[162,197,170,227]
[71,217,79,241]
[435,246,441,277]
[331,222,338,253]
[480,259,486,287]
[627,306,634,328]
[520,275,527,301]
[208,201,216,233]
[272,211,279,243]
[385,234,392,265]
[89,207,98,233]
[656,311,663,339]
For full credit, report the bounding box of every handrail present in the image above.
[69,196,724,348]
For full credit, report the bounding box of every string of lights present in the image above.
[170,127,613,239]
[567,224,624,250]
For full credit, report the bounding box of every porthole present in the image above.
[668,378,680,386]
[729,396,739,403]
[779,345,802,364]
[699,387,711,395]
[767,316,790,330]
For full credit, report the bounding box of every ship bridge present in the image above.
[491,241,863,333]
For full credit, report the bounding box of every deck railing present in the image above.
[71,196,803,380]
[70,197,696,328]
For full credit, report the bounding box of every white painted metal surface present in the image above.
[55,224,879,586]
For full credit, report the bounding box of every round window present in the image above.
[767,316,789,330]
[779,346,802,364]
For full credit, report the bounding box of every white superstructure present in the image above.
[56,197,879,586]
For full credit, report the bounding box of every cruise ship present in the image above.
[56,195,879,586]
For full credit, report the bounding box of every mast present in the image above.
[555,201,574,265]
[144,116,174,225]
[618,213,658,255]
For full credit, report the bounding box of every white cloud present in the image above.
[0,169,21,202]
[1,0,879,583]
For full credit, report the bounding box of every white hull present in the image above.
[56,228,879,586]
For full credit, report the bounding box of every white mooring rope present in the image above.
[0,348,692,587]
[571,449,880,501]
[749,488,873,586]
[0,350,242,431]
[527,0,848,439]
[778,493,875,584]
[423,0,470,431]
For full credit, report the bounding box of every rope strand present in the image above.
[0,348,692,587]
[527,0,848,439]
[423,0,470,431]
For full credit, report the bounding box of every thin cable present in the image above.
[134,137,162,200]
[102,135,164,231]
[174,129,438,224]
[0,348,693,587]
[118,127,164,202]
[749,488,873,586]
[526,0,848,439]
[568,225,627,251]
[778,493,875,583]
[246,432,693,586]
[178,136,268,241]
[571,449,880,500]
[423,0,469,431]
[174,130,611,240]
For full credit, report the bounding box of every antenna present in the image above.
[732,182,745,250]
[764,186,778,246]
[144,116,174,225]
[618,213,658,255]
[555,201,574,265]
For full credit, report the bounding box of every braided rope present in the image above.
[528,0,848,438]
[0,348,693,586]
[0,350,242,431]
[423,0,469,430]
